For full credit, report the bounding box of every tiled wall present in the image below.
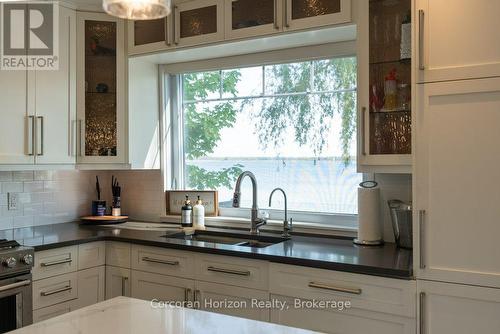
[0,171,94,230]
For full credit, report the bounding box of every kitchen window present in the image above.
[169,57,360,227]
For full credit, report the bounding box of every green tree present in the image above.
[183,58,357,190]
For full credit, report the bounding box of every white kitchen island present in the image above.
[13,297,319,334]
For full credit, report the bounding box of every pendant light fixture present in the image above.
[103,0,171,20]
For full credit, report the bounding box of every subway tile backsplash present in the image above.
[0,170,94,230]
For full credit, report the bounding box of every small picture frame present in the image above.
[166,190,219,216]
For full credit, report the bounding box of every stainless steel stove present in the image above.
[0,240,34,333]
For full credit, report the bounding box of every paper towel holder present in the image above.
[353,180,384,246]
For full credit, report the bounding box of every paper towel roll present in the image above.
[356,184,383,244]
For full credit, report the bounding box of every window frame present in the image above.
[161,42,362,229]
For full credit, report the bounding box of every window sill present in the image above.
[159,215,357,238]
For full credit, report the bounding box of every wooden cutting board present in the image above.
[80,216,128,225]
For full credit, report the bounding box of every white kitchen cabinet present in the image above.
[75,266,106,309]
[224,0,282,40]
[417,280,500,334]
[106,242,131,268]
[33,300,76,323]
[284,0,351,32]
[131,270,195,303]
[105,266,131,299]
[128,17,173,56]
[131,245,195,278]
[415,0,500,83]
[78,241,106,270]
[173,0,224,47]
[76,12,127,165]
[195,281,270,321]
[33,246,78,281]
[32,272,78,310]
[0,4,76,166]
[414,77,500,288]
[270,294,415,334]
[35,5,77,165]
[356,0,412,173]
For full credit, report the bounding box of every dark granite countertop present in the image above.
[1,222,413,279]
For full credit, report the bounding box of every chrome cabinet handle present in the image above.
[40,258,72,267]
[419,292,426,334]
[207,266,250,276]
[0,280,31,293]
[308,282,362,295]
[184,288,191,303]
[273,0,279,29]
[284,0,290,28]
[361,107,367,156]
[418,9,425,70]
[26,116,35,156]
[419,210,426,269]
[41,285,72,296]
[165,17,171,46]
[121,276,128,296]
[193,289,200,309]
[37,116,44,156]
[142,257,180,266]
[174,6,180,45]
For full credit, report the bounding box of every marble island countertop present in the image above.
[11,297,319,334]
[1,221,412,279]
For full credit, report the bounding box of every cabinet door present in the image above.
[130,270,194,304]
[74,266,105,309]
[35,6,77,165]
[128,18,173,55]
[225,0,281,40]
[174,0,224,47]
[414,77,500,288]
[195,281,269,321]
[416,0,500,83]
[418,280,500,334]
[0,69,35,165]
[76,12,127,164]
[270,295,415,334]
[284,0,351,32]
[357,0,412,173]
[105,266,131,299]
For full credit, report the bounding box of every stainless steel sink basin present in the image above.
[164,230,288,248]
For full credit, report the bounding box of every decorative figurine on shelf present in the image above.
[370,84,384,113]
[96,83,109,93]
[383,69,398,111]
[89,36,116,56]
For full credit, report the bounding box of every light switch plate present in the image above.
[7,193,18,211]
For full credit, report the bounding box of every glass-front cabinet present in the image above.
[357,0,412,172]
[225,0,281,39]
[77,12,127,164]
[128,18,172,55]
[284,0,351,31]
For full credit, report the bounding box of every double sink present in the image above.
[165,229,289,249]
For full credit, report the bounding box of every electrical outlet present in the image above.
[7,193,19,211]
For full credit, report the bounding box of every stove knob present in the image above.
[22,254,33,265]
[4,257,16,268]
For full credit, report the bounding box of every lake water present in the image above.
[187,158,361,214]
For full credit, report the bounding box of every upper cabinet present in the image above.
[128,18,172,55]
[415,0,500,83]
[357,0,412,173]
[77,12,127,165]
[225,0,281,39]
[0,5,76,167]
[284,0,351,31]
[128,0,352,56]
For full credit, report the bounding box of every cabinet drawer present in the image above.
[131,245,195,278]
[33,272,78,310]
[33,300,75,323]
[33,246,78,280]
[106,242,131,268]
[78,242,106,270]
[195,254,269,290]
[269,263,416,317]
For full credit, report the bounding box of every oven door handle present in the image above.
[0,280,31,293]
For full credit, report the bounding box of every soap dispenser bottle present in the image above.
[193,196,205,230]
[181,196,193,227]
